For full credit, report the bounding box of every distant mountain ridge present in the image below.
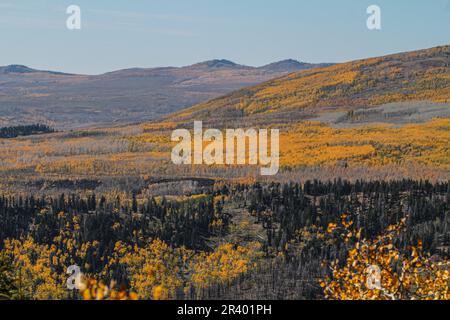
[189,59,244,69]
[0,64,73,76]
[259,59,333,73]
[0,65,36,74]
[0,58,330,129]
[0,58,328,76]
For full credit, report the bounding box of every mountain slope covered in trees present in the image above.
[169,45,450,122]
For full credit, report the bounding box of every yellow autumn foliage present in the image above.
[191,242,262,288]
[320,216,450,300]
[280,118,450,169]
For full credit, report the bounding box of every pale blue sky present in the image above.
[1,0,449,74]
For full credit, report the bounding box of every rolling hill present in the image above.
[169,45,450,125]
[0,59,329,129]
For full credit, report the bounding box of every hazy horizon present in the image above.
[1,0,449,74]
[3,44,450,76]
[1,57,329,76]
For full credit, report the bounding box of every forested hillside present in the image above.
[169,45,450,122]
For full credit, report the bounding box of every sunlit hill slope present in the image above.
[170,45,450,122]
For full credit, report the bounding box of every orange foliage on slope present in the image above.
[280,118,450,169]
[170,45,450,120]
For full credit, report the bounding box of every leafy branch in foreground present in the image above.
[320,215,450,300]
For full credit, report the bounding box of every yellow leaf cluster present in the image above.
[321,216,450,300]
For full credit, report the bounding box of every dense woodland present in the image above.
[0,179,448,299]
[0,124,54,139]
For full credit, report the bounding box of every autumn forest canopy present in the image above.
[0,45,449,301]
[0,180,449,300]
